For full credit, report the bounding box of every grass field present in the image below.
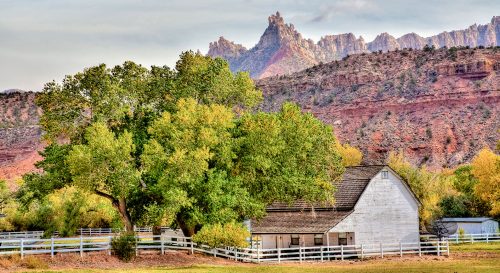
[22,258,500,273]
[7,242,499,273]
[451,241,500,253]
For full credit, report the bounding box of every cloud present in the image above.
[311,0,376,23]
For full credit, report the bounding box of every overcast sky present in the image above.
[1,0,498,91]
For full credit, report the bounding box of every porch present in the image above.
[251,232,355,249]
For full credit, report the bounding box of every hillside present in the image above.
[0,48,499,184]
[257,47,500,168]
[208,12,500,79]
[0,91,42,187]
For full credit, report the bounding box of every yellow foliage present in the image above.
[336,143,363,167]
[387,151,455,226]
[472,148,500,216]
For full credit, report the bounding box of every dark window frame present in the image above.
[314,234,323,245]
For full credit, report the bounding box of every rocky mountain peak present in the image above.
[207,36,247,62]
[208,13,499,79]
[368,32,399,52]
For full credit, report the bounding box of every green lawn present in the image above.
[21,258,499,273]
[450,242,500,253]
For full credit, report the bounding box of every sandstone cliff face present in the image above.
[257,48,500,168]
[367,32,399,52]
[0,92,42,188]
[208,13,500,78]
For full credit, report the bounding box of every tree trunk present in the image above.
[176,216,195,237]
[94,190,134,232]
[117,198,134,232]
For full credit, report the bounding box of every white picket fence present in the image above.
[421,233,500,244]
[77,227,178,236]
[0,231,44,240]
[0,235,449,262]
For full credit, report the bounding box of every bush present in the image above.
[111,232,136,262]
[22,256,48,269]
[192,222,250,249]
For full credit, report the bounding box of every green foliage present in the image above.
[142,101,343,235]
[192,222,249,248]
[111,232,136,262]
[25,52,343,236]
[6,186,120,235]
[0,180,11,212]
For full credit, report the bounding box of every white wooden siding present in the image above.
[329,167,420,245]
[452,220,499,234]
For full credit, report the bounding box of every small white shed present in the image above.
[441,217,499,235]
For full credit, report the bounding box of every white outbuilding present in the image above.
[250,165,421,248]
[440,217,499,235]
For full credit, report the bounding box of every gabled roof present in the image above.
[252,165,389,234]
[267,165,385,211]
[441,217,495,223]
[251,210,352,234]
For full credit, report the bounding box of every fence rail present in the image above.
[0,231,44,240]
[0,235,449,262]
[421,233,500,244]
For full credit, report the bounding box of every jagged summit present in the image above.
[207,12,500,79]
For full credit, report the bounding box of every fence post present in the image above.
[399,242,403,257]
[418,241,421,257]
[108,236,112,255]
[456,235,459,244]
[234,247,237,261]
[80,236,83,257]
[341,245,344,261]
[278,247,281,263]
[380,242,383,258]
[135,236,139,256]
[20,239,24,259]
[486,234,489,243]
[360,244,364,260]
[257,248,260,263]
[190,239,194,255]
[213,248,216,257]
[446,240,450,256]
[161,234,164,255]
[299,246,302,263]
[51,237,55,258]
[437,241,440,256]
[320,246,324,262]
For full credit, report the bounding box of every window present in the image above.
[314,234,323,245]
[338,232,348,245]
[291,234,299,245]
[381,170,389,179]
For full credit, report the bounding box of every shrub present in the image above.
[192,222,250,249]
[22,256,48,269]
[111,232,136,262]
[458,228,466,239]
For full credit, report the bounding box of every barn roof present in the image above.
[251,211,352,234]
[252,165,387,234]
[267,165,385,211]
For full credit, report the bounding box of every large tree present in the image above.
[21,52,344,234]
[141,100,343,235]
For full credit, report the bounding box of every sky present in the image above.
[1,0,498,91]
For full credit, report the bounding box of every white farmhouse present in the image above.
[250,165,421,248]
[440,217,499,235]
